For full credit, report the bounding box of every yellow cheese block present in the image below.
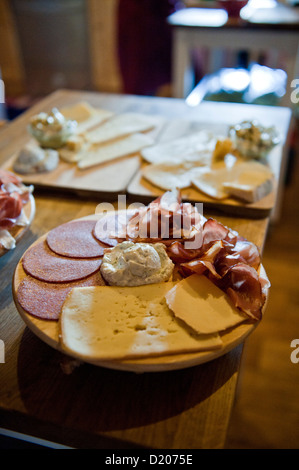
[60,282,223,362]
[165,274,246,334]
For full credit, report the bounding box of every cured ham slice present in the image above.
[0,170,33,233]
[0,192,23,229]
[218,264,266,321]
[107,189,205,247]
[93,210,137,246]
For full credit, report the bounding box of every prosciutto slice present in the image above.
[109,189,205,246]
[0,170,33,233]
[218,264,266,321]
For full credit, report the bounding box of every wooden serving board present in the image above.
[12,213,268,373]
[2,114,165,198]
[0,193,35,257]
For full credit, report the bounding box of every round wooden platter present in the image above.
[12,212,268,373]
[0,194,36,258]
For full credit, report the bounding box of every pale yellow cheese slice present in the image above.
[85,112,159,145]
[60,101,114,134]
[141,130,215,165]
[191,160,273,202]
[142,161,202,190]
[77,133,154,170]
[60,282,223,362]
[165,274,246,335]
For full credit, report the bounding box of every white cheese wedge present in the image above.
[165,274,246,335]
[60,283,223,362]
[85,112,158,145]
[192,160,273,202]
[141,130,216,165]
[77,133,154,170]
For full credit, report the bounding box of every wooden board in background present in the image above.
[127,118,279,218]
[2,114,165,198]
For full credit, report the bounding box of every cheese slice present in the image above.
[192,160,273,202]
[222,171,273,203]
[142,161,201,190]
[141,130,215,165]
[85,112,158,145]
[165,274,246,335]
[60,282,223,362]
[77,133,154,170]
[60,101,114,134]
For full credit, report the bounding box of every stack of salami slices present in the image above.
[16,219,110,321]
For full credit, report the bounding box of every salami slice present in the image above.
[16,271,105,320]
[46,219,106,258]
[22,240,102,283]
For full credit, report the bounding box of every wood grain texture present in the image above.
[0,90,290,450]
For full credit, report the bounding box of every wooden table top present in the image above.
[0,90,292,449]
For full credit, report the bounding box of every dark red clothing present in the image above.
[117,0,182,95]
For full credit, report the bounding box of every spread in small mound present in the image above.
[100,241,174,286]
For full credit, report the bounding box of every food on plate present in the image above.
[141,130,216,165]
[28,108,77,149]
[17,271,105,320]
[165,274,246,334]
[58,134,90,163]
[212,137,234,164]
[77,132,154,170]
[15,189,270,367]
[140,126,275,203]
[100,241,174,286]
[13,142,59,174]
[142,161,204,190]
[229,120,280,160]
[93,209,137,247]
[60,282,223,362]
[191,160,274,202]
[46,219,107,258]
[85,112,159,145]
[22,240,102,283]
[101,189,269,320]
[60,101,114,134]
[0,170,33,250]
[104,188,204,244]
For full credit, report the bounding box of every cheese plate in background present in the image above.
[2,102,165,198]
[127,118,279,218]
